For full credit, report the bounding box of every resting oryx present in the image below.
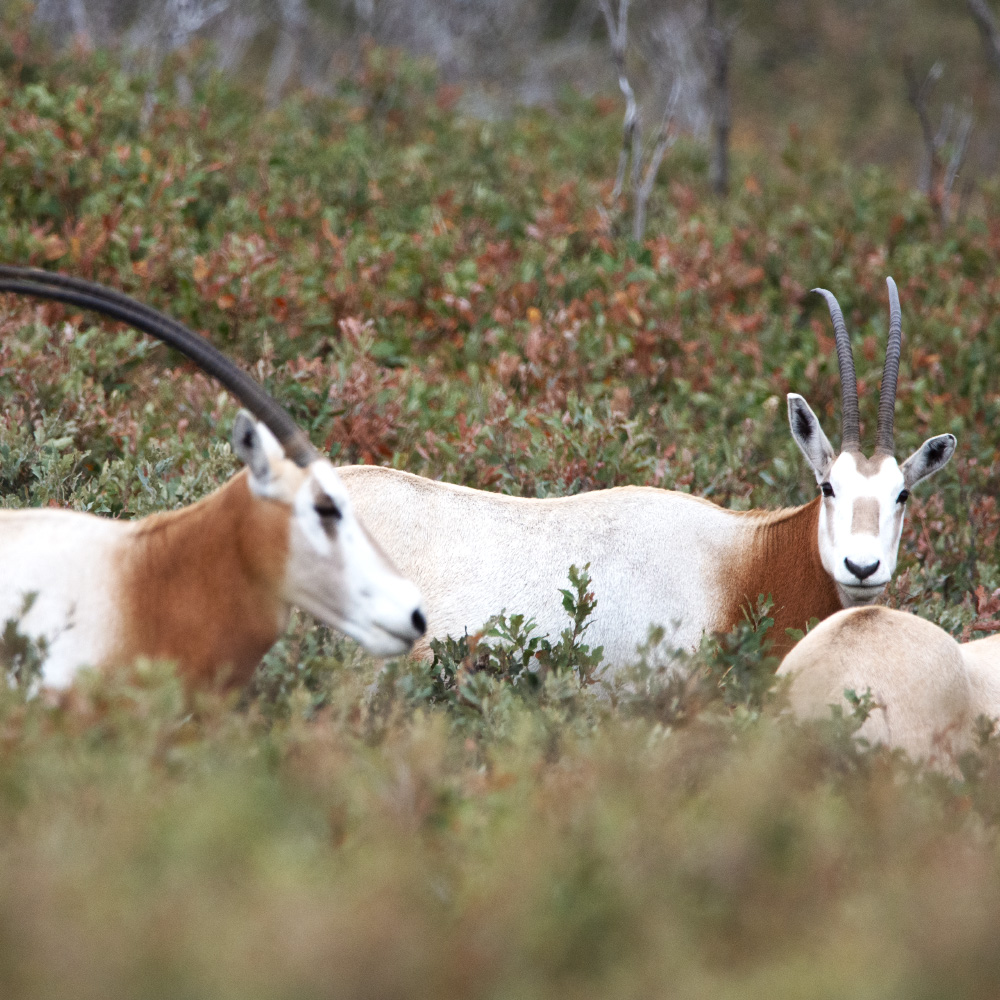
[777,605,1000,772]
[338,278,955,668]
[776,606,972,770]
[0,267,426,690]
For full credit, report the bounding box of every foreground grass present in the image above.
[2,646,1000,1000]
[2,14,1000,999]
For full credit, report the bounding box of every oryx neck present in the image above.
[718,497,843,658]
[114,472,291,688]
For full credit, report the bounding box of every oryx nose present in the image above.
[844,557,880,581]
[411,608,427,636]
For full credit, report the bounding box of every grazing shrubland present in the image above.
[2,11,1000,998]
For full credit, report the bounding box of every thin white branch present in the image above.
[598,0,629,62]
[639,81,681,203]
[934,103,954,153]
[612,73,638,200]
[634,80,679,241]
[600,0,640,203]
[266,0,307,106]
[600,0,684,237]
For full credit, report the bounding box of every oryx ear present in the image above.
[232,410,272,483]
[787,394,836,482]
[901,433,957,488]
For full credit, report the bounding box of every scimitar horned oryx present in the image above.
[335,277,956,669]
[0,266,426,691]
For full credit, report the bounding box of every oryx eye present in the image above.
[820,482,835,498]
[314,497,342,521]
[896,489,910,505]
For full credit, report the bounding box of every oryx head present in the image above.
[232,412,425,656]
[0,266,426,657]
[788,277,956,605]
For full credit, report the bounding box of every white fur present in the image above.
[961,634,1000,720]
[338,467,765,669]
[817,452,907,600]
[0,508,126,687]
[285,460,424,657]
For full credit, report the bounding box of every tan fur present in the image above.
[778,606,973,772]
[718,498,842,657]
[851,497,880,535]
[851,453,890,477]
[113,471,290,689]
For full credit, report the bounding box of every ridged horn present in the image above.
[875,276,902,456]
[812,286,860,452]
[0,266,318,468]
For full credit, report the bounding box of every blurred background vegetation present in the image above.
[25,0,1000,175]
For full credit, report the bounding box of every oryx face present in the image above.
[788,400,954,603]
[787,278,956,606]
[233,412,426,656]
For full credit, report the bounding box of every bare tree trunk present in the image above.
[943,109,974,225]
[967,0,1000,76]
[904,59,974,228]
[905,59,944,205]
[599,0,638,202]
[354,0,374,36]
[634,82,680,240]
[599,0,677,241]
[266,0,307,107]
[706,0,733,197]
[68,0,92,49]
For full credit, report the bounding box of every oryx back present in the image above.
[0,508,126,687]
[340,467,757,667]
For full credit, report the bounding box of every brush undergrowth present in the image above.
[2,14,1000,999]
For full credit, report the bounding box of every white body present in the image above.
[342,469,731,663]
[0,509,126,689]
[338,465,848,669]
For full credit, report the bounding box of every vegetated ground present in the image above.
[2,11,1000,999]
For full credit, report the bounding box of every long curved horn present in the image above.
[812,287,860,451]
[0,266,318,467]
[875,276,902,456]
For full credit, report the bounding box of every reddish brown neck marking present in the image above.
[717,497,843,659]
[114,470,290,690]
